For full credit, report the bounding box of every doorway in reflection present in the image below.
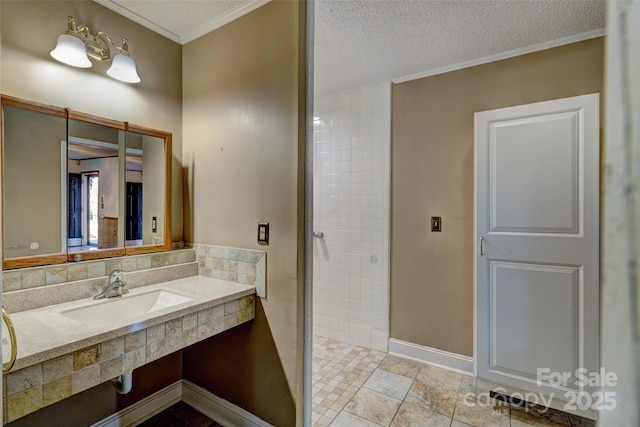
[68,172,102,253]
[67,129,122,252]
[87,173,99,247]
[68,173,82,248]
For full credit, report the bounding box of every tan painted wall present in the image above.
[0,0,183,241]
[391,38,604,357]
[182,1,304,424]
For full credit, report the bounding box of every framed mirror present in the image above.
[1,95,172,269]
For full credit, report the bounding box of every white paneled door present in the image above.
[474,94,600,411]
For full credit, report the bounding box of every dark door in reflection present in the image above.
[126,182,143,245]
[68,173,82,248]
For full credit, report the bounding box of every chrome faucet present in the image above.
[94,269,128,299]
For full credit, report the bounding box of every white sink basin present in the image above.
[61,290,193,327]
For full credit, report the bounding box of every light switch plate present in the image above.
[258,222,269,245]
[431,216,442,232]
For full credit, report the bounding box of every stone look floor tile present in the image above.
[404,376,459,417]
[459,375,489,396]
[452,394,510,427]
[378,355,423,379]
[416,364,463,391]
[363,368,413,400]
[312,336,386,425]
[344,387,402,426]
[313,336,583,427]
[319,414,335,425]
[390,401,451,427]
[330,410,384,427]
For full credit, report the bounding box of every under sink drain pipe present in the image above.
[112,372,133,394]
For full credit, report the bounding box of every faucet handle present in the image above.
[109,269,125,282]
[116,279,128,294]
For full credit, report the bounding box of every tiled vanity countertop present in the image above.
[3,276,255,371]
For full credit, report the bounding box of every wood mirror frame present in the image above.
[1,95,172,269]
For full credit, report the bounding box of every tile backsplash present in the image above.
[2,244,267,312]
[194,244,266,298]
[2,250,196,293]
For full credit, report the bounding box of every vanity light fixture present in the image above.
[50,16,141,84]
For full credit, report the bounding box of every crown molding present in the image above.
[181,0,270,44]
[392,29,606,84]
[96,0,182,43]
[96,0,271,45]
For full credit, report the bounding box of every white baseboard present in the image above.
[92,379,272,427]
[91,381,182,427]
[388,338,474,375]
[181,380,272,427]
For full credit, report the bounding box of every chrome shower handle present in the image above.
[313,231,325,239]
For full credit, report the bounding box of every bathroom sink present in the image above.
[61,290,193,327]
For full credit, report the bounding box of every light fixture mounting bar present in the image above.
[66,16,132,62]
[51,15,141,83]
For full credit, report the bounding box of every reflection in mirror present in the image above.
[125,132,166,247]
[67,119,124,252]
[2,95,172,269]
[3,106,66,260]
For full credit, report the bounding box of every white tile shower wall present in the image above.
[312,82,391,351]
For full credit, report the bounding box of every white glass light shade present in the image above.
[50,34,91,68]
[106,54,141,83]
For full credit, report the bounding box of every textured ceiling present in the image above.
[315,0,606,94]
[99,0,606,95]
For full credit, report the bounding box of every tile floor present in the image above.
[312,336,595,427]
[138,401,222,427]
